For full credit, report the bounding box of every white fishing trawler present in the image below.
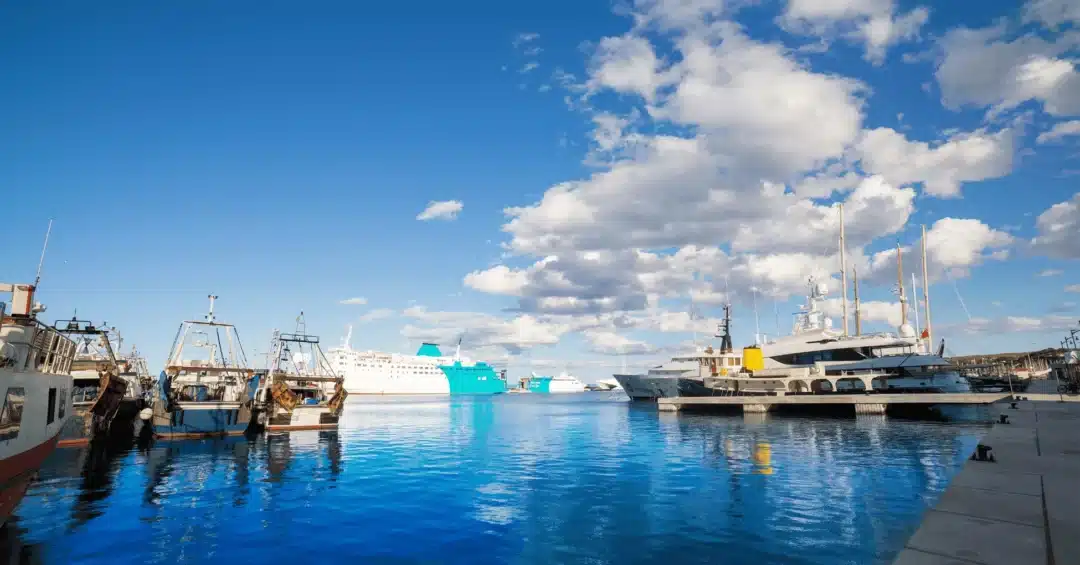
[255,314,347,432]
[327,328,506,395]
[0,267,75,524]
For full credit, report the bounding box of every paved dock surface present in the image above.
[892,386,1080,565]
[657,393,1010,409]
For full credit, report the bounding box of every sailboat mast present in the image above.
[839,204,849,336]
[921,225,933,351]
[853,266,861,336]
[897,243,908,326]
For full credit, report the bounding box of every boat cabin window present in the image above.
[59,388,66,419]
[73,383,101,404]
[178,385,221,402]
[0,387,26,441]
[47,388,56,425]
[772,348,868,365]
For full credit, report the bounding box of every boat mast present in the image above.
[839,204,849,336]
[853,266,861,336]
[921,225,933,352]
[752,286,761,345]
[896,242,908,326]
[690,271,698,351]
[912,273,921,348]
[719,303,733,354]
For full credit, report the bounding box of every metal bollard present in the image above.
[970,444,995,462]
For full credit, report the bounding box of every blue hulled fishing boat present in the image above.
[150,295,261,439]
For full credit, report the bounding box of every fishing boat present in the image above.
[55,318,141,446]
[0,279,75,525]
[255,315,347,432]
[149,295,262,439]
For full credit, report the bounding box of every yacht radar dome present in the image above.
[898,323,916,338]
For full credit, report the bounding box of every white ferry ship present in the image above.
[326,328,505,395]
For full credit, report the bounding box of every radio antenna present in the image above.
[34,219,54,288]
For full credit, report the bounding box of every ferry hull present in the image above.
[344,372,506,395]
[527,378,586,394]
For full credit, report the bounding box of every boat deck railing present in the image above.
[1,315,76,374]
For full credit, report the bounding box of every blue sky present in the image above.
[2,1,1079,381]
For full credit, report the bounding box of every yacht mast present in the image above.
[853,266,861,336]
[719,303,733,354]
[921,225,933,352]
[839,204,849,336]
[912,273,921,348]
[752,286,761,345]
[690,271,698,351]
[896,243,908,326]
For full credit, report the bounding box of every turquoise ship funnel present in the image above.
[416,343,443,357]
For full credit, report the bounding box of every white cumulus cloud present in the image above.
[1031,192,1080,259]
[780,0,930,64]
[339,297,368,305]
[855,127,1015,198]
[417,200,464,221]
[1037,120,1080,144]
[935,23,1080,117]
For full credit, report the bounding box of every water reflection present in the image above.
[7,396,986,565]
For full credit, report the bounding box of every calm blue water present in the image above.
[5,395,987,565]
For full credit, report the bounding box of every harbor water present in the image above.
[5,395,988,565]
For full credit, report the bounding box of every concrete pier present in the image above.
[891,390,1080,564]
[656,393,1009,414]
